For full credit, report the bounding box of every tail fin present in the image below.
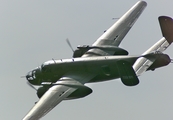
[159,16,173,44]
[133,16,173,76]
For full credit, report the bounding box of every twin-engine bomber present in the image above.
[23,1,173,120]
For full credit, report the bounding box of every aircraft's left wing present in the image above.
[23,72,95,120]
[81,1,147,57]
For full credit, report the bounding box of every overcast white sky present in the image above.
[1,0,173,120]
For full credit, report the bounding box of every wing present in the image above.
[81,1,147,57]
[23,72,96,120]
[23,81,76,120]
[133,16,173,76]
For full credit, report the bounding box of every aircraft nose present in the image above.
[26,67,42,85]
[26,71,36,81]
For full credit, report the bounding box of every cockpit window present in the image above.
[32,70,36,79]
[41,60,54,71]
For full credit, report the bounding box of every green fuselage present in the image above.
[26,55,139,85]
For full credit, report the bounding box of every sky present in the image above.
[1,0,173,120]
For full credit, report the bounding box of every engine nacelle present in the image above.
[73,45,128,58]
[36,82,92,99]
[65,85,92,100]
[37,87,49,98]
[147,54,171,71]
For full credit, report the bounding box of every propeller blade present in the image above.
[26,81,37,91]
[66,38,74,52]
[112,17,120,20]
[21,76,26,78]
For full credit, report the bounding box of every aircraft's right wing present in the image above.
[23,80,77,120]
[133,16,173,76]
[23,71,96,120]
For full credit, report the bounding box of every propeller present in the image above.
[112,18,120,20]
[66,38,74,52]
[26,81,37,91]
[21,75,38,91]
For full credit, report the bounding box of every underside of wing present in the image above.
[23,74,94,120]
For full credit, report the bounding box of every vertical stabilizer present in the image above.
[159,16,173,44]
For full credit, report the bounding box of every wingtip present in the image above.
[159,16,173,44]
[140,1,147,5]
[135,1,147,8]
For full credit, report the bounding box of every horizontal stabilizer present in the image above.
[159,16,173,44]
[133,16,173,76]
[117,60,139,86]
